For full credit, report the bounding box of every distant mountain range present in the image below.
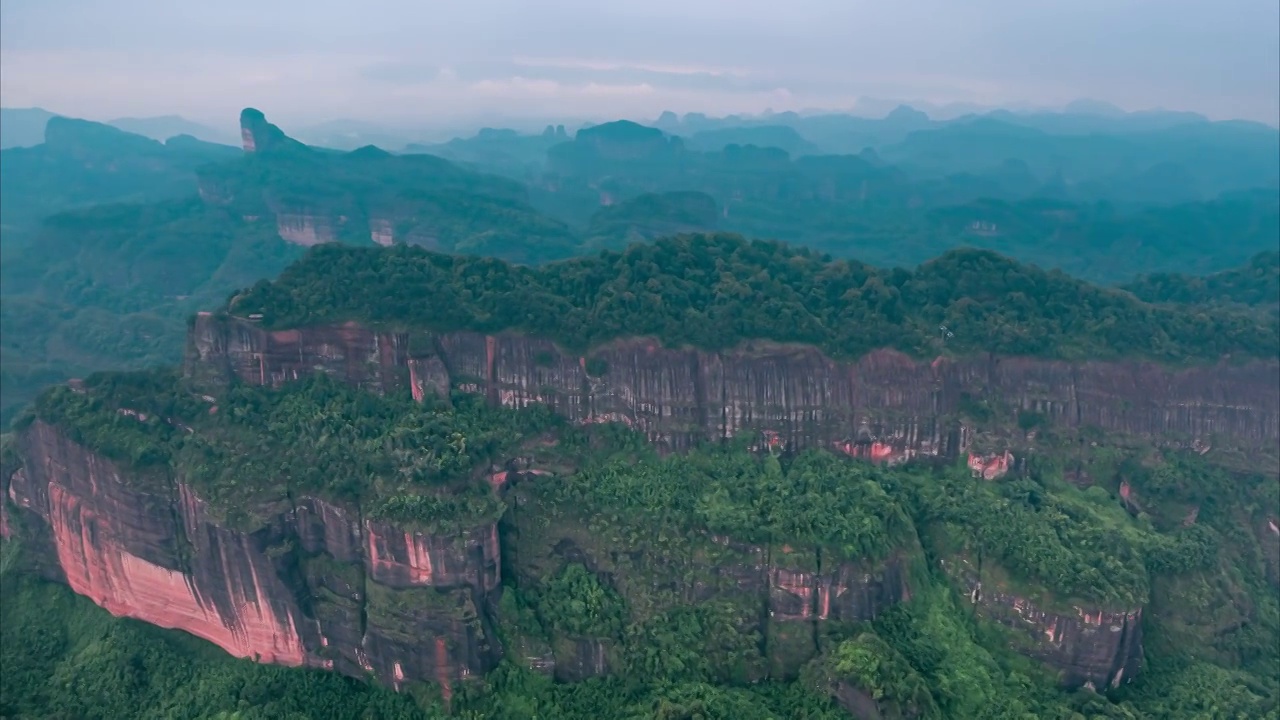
[0,107,239,148]
[0,104,1276,427]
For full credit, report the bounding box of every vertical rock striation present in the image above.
[187,315,1280,460]
[6,420,502,690]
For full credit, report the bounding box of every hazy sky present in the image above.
[2,0,1277,130]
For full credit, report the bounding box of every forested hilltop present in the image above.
[1123,250,1280,308]
[2,108,1276,428]
[230,233,1279,364]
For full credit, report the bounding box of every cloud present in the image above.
[1,0,1276,126]
[511,57,753,78]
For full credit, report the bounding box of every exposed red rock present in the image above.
[7,421,502,690]
[50,483,307,665]
[968,450,1014,479]
[950,558,1143,689]
[275,213,335,246]
[187,315,1280,463]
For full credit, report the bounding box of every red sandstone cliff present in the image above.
[186,314,1280,465]
[7,315,1272,696]
[5,420,501,693]
[947,558,1144,690]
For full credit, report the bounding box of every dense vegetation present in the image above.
[0,200,304,427]
[1123,250,1280,307]
[4,109,1276,432]
[0,117,238,256]
[6,371,1277,718]
[231,234,1279,363]
[0,565,432,720]
[24,371,556,531]
[2,106,1277,717]
[533,120,1279,281]
[581,191,721,250]
[0,114,568,427]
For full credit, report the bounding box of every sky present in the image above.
[2,0,1277,133]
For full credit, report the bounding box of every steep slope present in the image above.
[2,373,923,695]
[4,235,1278,716]
[0,199,304,428]
[221,234,1280,365]
[204,109,579,262]
[6,336,1276,716]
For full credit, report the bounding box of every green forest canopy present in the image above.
[229,233,1280,364]
[1122,250,1280,307]
[8,368,1278,719]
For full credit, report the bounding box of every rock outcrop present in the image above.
[187,315,1280,463]
[10,315,1273,697]
[5,420,501,694]
[505,489,918,683]
[239,108,302,155]
[5,417,917,694]
[274,212,337,246]
[955,565,1144,690]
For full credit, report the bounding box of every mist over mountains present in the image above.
[1,91,1278,719]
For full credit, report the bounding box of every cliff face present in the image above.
[13,315,1272,696]
[505,488,915,683]
[187,315,1280,462]
[5,418,917,694]
[948,559,1144,690]
[6,421,501,695]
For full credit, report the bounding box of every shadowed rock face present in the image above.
[505,496,917,684]
[949,560,1144,690]
[187,314,1280,462]
[6,421,501,694]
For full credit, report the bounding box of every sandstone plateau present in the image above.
[4,313,1276,700]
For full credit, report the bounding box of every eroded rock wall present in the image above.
[944,558,1144,690]
[505,492,917,683]
[187,315,1280,461]
[6,421,501,692]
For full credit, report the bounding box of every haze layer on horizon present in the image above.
[2,0,1277,131]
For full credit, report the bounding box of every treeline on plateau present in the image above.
[230,233,1279,364]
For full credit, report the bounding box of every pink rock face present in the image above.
[15,422,308,667]
[765,553,910,624]
[8,421,504,691]
[370,219,395,246]
[275,213,336,246]
[241,127,257,153]
[968,450,1014,480]
[50,483,307,665]
[955,563,1143,690]
[364,520,500,591]
[187,316,1279,462]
